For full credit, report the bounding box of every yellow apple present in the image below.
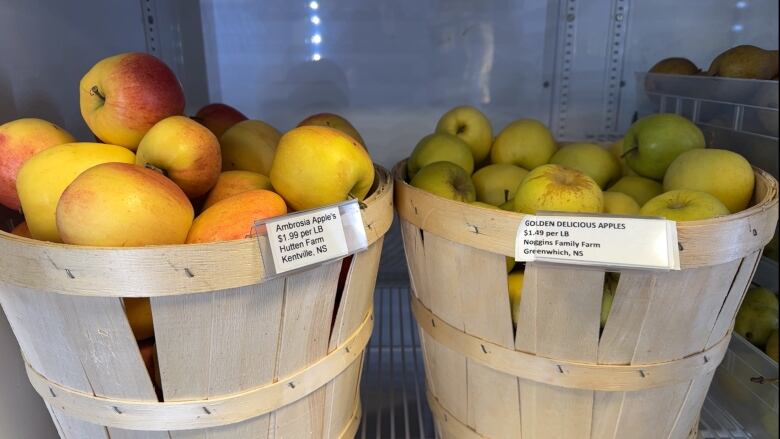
[186,189,287,243]
[607,176,664,207]
[298,113,366,147]
[0,118,76,209]
[270,126,374,211]
[136,116,222,198]
[16,142,136,242]
[550,143,620,188]
[507,270,524,325]
[435,106,493,163]
[499,198,515,210]
[410,161,476,202]
[56,163,193,246]
[79,52,185,150]
[193,103,247,138]
[639,190,729,221]
[472,164,529,206]
[663,149,755,213]
[220,120,281,175]
[506,257,516,273]
[470,201,501,209]
[490,119,557,169]
[203,170,273,210]
[407,133,474,178]
[124,298,154,341]
[514,164,603,214]
[603,192,640,215]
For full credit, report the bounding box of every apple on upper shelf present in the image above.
[193,103,247,138]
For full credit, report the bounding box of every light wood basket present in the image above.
[394,162,778,439]
[0,166,393,438]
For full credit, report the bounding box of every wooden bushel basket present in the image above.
[0,166,393,438]
[394,162,778,439]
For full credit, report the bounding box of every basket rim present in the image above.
[0,165,393,296]
[393,159,779,269]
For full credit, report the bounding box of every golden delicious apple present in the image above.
[79,53,185,150]
[16,142,136,242]
[601,273,619,328]
[735,287,778,347]
[0,118,76,209]
[270,126,374,211]
[220,120,281,175]
[609,139,638,177]
[56,163,193,246]
[298,113,365,147]
[550,143,620,188]
[472,164,529,206]
[607,176,664,207]
[407,133,474,178]
[506,257,515,273]
[186,189,287,243]
[766,330,779,362]
[203,170,273,210]
[603,192,640,215]
[490,119,557,169]
[435,106,493,163]
[136,116,222,198]
[470,201,501,209]
[514,164,603,214]
[507,270,524,326]
[124,298,154,341]
[622,113,705,179]
[410,161,476,202]
[639,190,729,221]
[499,198,515,210]
[663,149,754,213]
[194,103,247,138]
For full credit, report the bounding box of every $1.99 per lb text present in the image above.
[515,214,681,270]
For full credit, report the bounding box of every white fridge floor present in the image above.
[359,284,754,439]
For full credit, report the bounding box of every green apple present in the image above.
[735,287,778,348]
[550,143,620,188]
[407,133,474,179]
[608,176,664,207]
[499,198,515,210]
[603,192,640,215]
[472,164,529,206]
[609,139,638,177]
[410,161,476,202]
[639,190,729,221]
[601,273,619,328]
[663,149,755,213]
[436,106,493,163]
[507,270,524,326]
[490,119,557,169]
[514,164,603,214]
[766,330,779,362]
[623,113,705,179]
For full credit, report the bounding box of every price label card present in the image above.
[515,214,680,270]
[254,200,368,275]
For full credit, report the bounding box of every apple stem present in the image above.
[89,86,105,101]
[620,147,638,159]
[144,163,167,177]
[504,189,510,203]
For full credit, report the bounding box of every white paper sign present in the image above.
[515,214,680,270]
[266,206,350,274]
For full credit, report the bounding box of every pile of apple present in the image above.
[0,52,375,247]
[735,286,779,363]
[407,106,758,328]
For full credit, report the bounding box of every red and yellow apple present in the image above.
[136,116,221,198]
[220,120,281,175]
[17,142,136,242]
[56,163,193,246]
[270,126,375,211]
[0,118,75,209]
[186,189,287,243]
[10,222,32,238]
[79,52,185,150]
[298,113,366,147]
[203,170,273,210]
[514,164,603,214]
[194,103,247,138]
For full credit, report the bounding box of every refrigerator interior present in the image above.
[0,0,778,437]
